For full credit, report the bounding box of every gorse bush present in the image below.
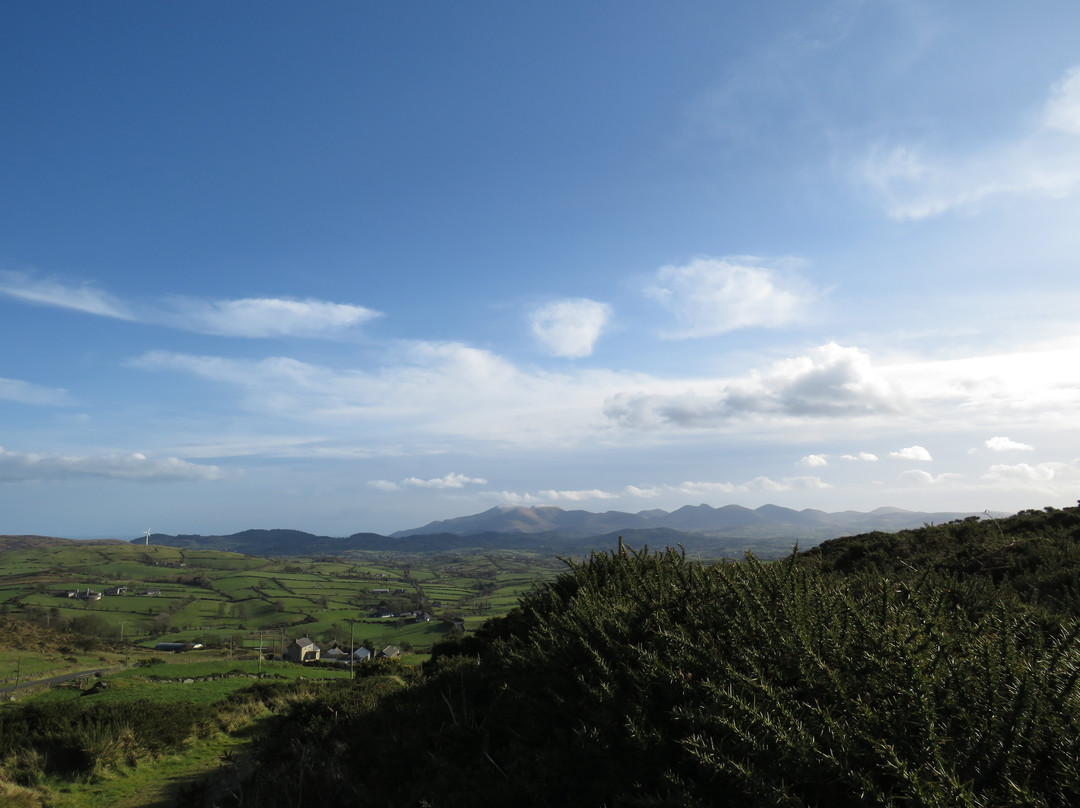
[195,516,1080,807]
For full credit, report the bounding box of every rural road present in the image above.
[0,668,107,695]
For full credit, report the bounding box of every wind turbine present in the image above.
[144,529,151,546]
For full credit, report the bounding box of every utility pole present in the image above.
[258,630,264,675]
[14,657,21,691]
[349,620,355,680]
[119,621,126,643]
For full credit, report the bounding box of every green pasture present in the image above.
[29,676,255,705]
[1,542,563,656]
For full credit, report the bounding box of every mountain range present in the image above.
[390,503,989,538]
[117,503,992,558]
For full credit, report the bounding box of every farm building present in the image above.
[283,637,320,662]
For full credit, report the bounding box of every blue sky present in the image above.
[3,1,1080,537]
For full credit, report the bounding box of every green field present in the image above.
[0,538,562,657]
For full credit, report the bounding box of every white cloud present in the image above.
[1044,66,1080,135]
[127,335,1080,463]
[746,475,833,492]
[606,342,899,428]
[862,65,1080,220]
[645,257,820,338]
[984,461,1079,484]
[635,475,831,498]
[890,446,933,461]
[0,270,132,319]
[0,270,380,338]
[530,298,612,358]
[985,436,1034,452]
[0,446,222,483]
[480,490,543,505]
[624,485,669,498]
[0,377,71,406]
[402,472,487,489]
[537,488,620,501]
[128,341,642,448]
[900,469,961,485]
[800,454,829,467]
[678,480,744,495]
[841,452,879,462]
[166,296,381,338]
[368,480,400,492]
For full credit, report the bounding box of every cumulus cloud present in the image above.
[645,257,820,338]
[628,476,831,498]
[0,270,133,319]
[861,65,1080,220]
[606,342,899,428]
[480,490,543,505]
[985,436,1034,452]
[0,377,71,406]
[748,475,833,491]
[841,452,879,462]
[900,469,961,484]
[402,472,487,489]
[799,454,829,467]
[890,446,933,461]
[0,446,222,483]
[984,461,1079,484]
[0,270,379,338]
[530,298,612,358]
[537,488,620,501]
[128,334,1080,460]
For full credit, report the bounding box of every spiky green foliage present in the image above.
[192,510,1080,807]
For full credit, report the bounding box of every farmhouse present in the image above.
[283,637,320,662]
[353,647,372,663]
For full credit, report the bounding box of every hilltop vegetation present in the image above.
[186,505,1080,807]
[3,505,1080,807]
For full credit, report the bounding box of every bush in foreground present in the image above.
[198,542,1080,807]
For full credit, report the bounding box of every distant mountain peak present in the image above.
[391,503,989,539]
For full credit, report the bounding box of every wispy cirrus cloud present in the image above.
[0,270,133,319]
[0,270,380,338]
[0,377,72,406]
[530,298,612,358]
[164,296,380,337]
[861,65,1080,220]
[0,446,222,483]
[645,257,821,338]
